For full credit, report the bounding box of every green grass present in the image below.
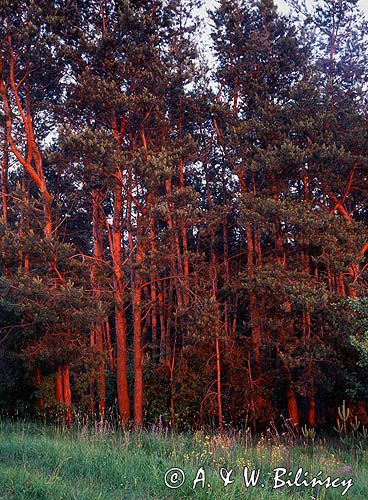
[0,421,366,499]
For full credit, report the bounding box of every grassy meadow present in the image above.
[0,420,366,499]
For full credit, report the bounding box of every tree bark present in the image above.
[133,238,143,427]
[91,189,106,419]
[62,366,72,426]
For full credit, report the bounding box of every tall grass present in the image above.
[0,419,366,499]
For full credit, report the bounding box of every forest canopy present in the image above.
[0,0,367,431]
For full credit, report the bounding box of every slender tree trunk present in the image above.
[149,215,158,362]
[1,129,8,223]
[133,224,144,427]
[169,338,176,428]
[111,115,130,424]
[215,336,223,432]
[305,310,315,427]
[90,330,96,415]
[62,366,72,426]
[91,189,106,419]
[286,381,299,426]
[159,288,167,363]
[115,295,130,424]
[112,178,129,425]
[0,127,9,278]
[223,217,230,335]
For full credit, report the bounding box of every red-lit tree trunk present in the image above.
[55,366,72,426]
[304,309,315,428]
[133,225,144,427]
[1,127,8,224]
[158,287,168,363]
[91,189,106,419]
[215,335,223,432]
[149,215,159,362]
[302,176,316,428]
[111,116,130,425]
[62,366,72,427]
[286,381,299,426]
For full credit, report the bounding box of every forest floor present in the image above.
[0,421,367,499]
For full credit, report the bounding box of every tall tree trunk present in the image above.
[111,115,130,424]
[112,174,129,424]
[62,366,72,426]
[305,310,315,427]
[1,128,8,224]
[115,295,130,424]
[215,336,223,432]
[133,224,144,427]
[148,208,159,362]
[286,381,299,426]
[159,288,167,363]
[91,189,106,419]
